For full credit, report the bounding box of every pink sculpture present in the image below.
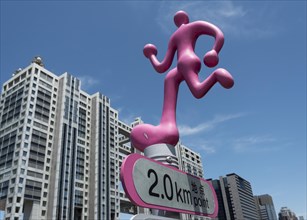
[131,10,234,152]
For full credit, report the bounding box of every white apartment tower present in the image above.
[0,58,121,220]
[177,143,204,178]
[0,58,59,220]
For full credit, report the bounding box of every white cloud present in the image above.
[197,143,217,154]
[156,1,276,39]
[178,113,244,136]
[117,108,139,125]
[181,138,219,155]
[78,75,100,90]
[232,135,278,153]
[179,123,212,136]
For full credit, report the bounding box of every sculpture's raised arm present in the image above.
[143,41,176,73]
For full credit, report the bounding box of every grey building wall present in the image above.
[209,173,259,220]
[278,207,298,220]
[254,194,278,220]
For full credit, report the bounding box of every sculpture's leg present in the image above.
[130,68,182,152]
[181,67,234,99]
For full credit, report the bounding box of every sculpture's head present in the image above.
[174,10,189,27]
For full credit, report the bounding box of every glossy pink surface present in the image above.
[131,11,234,151]
[120,153,219,217]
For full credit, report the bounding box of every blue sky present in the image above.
[1,1,306,219]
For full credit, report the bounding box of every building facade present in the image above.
[176,143,204,178]
[254,194,278,220]
[278,207,298,220]
[209,173,259,220]
[0,59,59,220]
[0,58,122,220]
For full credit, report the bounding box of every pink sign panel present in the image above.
[120,153,218,217]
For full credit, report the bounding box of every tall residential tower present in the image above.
[0,58,121,220]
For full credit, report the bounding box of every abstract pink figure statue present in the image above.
[131,10,234,152]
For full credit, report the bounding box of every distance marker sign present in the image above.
[120,154,218,217]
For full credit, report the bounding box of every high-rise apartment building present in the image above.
[0,58,206,220]
[0,58,122,220]
[209,173,259,220]
[278,207,298,220]
[177,143,204,178]
[254,194,278,220]
[0,58,60,220]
